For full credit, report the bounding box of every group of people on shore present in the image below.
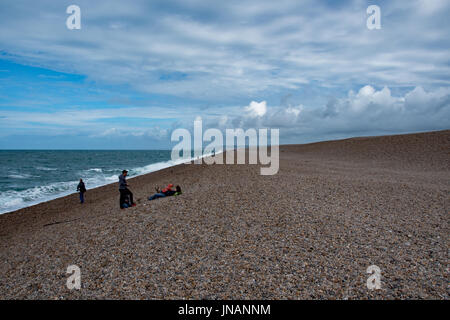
[76,169,182,209]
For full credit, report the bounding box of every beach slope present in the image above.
[0,130,448,299]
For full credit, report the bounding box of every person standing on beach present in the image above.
[119,170,135,209]
[77,179,86,204]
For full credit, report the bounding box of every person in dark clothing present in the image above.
[119,170,136,209]
[122,194,132,208]
[174,185,182,196]
[77,179,86,204]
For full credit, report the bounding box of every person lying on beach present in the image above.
[77,179,86,204]
[119,170,136,209]
[148,184,182,201]
[148,184,174,200]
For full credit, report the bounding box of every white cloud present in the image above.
[1,84,448,145]
[97,128,120,137]
[348,86,402,112]
[91,126,169,140]
[245,101,267,117]
[416,0,448,14]
[198,85,449,143]
[1,0,449,101]
[286,105,302,117]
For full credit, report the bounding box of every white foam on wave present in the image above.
[0,151,221,215]
[8,174,37,179]
[36,167,57,171]
[0,180,80,214]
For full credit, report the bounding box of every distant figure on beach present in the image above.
[77,179,86,204]
[148,184,179,201]
[119,170,136,209]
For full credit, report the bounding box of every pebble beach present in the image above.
[0,130,448,299]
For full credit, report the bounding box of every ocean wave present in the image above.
[0,180,79,214]
[36,167,57,171]
[8,174,38,179]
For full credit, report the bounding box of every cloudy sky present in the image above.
[0,0,449,149]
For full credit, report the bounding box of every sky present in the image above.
[0,0,449,149]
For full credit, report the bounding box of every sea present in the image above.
[0,150,192,214]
